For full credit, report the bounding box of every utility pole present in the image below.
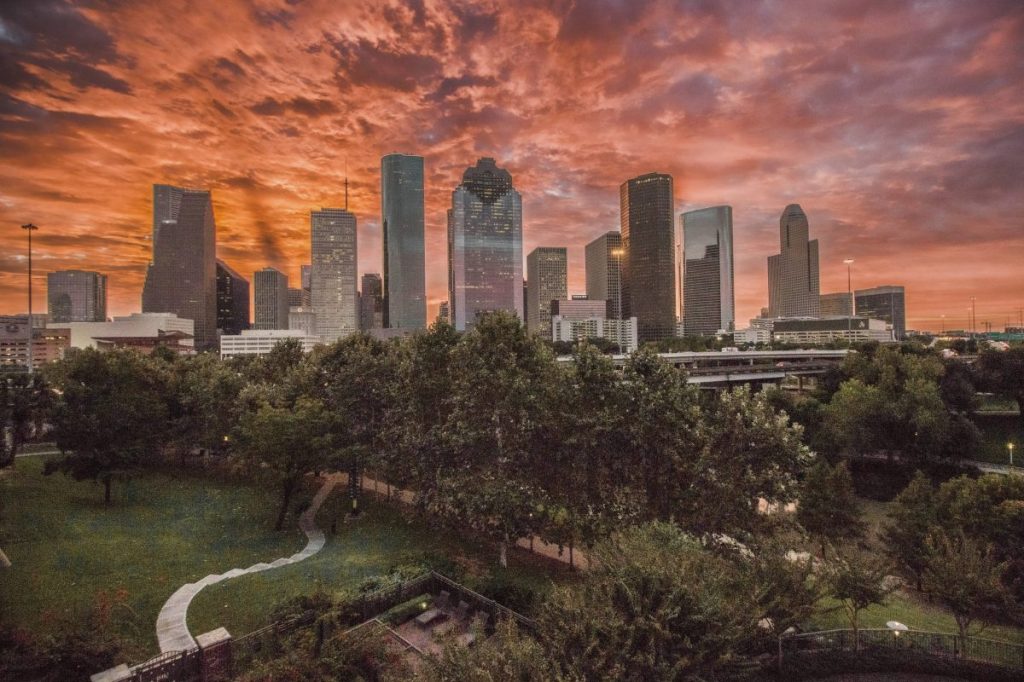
[970,296,977,335]
[21,223,38,374]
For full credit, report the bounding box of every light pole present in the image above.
[940,314,945,335]
[970,296,977,335]
[21,223,38,374]
[1009,442,1015,469]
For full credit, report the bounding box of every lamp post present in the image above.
[970,296,977,335]
[21,223,38,374]
[1009,442,1015,469]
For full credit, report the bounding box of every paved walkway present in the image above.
[155,477,337,652]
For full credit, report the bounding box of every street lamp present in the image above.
[1009,442,1015,468]
[21,223,38,374]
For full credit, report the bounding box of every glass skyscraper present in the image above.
[768,204,820,318]
[447,158,523,331]
[381,153,426,330]
[360,272,383,331]
[254,267,289,330]
[620,173,676,342]
[216,259,249,336]
[584,231,623,320]
[141,184,217,348]
[526,247,567,337]
[855,285,906,339]
[47,270,107,323]
[311,208,358,342]
[681,206,734,336]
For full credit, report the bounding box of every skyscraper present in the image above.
[855,285,906,339]
[141,184,217,348]
[447,157,523,331]
[819,292,853,317]
[381,153,426,330]
[311,208,358,342]
[768,204,820,318]
[620,173,676,342]
[360,273,383,330]
[585,231,623,320]
[47,270,107,323]
[254,267,289,330]
[526,247,568,337]
[216,259,249,336]
[681,206,734,336]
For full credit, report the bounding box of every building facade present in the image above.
[526,247,568,337]
[772,317,893,344]
[254,267,289,330]
[620,173,676,343]
[311,208,358,342]
[855,285,906,340]
[54,313,195,351]
[47,270,107,323]
[819,291,854,318]
[584,232,623,320]
[437,301,450,324]
[768,204,820,318]
[220,329,320,359]
[447,158,523,331]
[381,153,426,330]
[216,260,249,336]
[552,316,638,353]
[680,206,734,336]
[360,273,384,331]
[0,316,69,370]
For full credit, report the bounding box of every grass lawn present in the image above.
[971,413,1022,465]
[188,487,573,638]
[0,456,306,660]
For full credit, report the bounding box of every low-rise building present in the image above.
[734,327,771,344]
[52,312,195,351]
[552,315,638,352]
[772,317,893,344]
[0,316,70,370]
[219,329,319,358]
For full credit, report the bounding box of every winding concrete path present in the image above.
[155,477,337,652]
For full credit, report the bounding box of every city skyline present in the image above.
[1,2,1022,331]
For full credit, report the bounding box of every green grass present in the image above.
[971,413,1022,465]
[0,456,306,659]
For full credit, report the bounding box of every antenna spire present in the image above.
[344,158,349,210]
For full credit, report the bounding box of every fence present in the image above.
[779,628,1024,678]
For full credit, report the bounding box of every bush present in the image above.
[380,593,433,626]
[471,575,539,616]
[770,646,1023,681]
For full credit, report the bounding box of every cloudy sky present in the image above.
[1,0,1022,331]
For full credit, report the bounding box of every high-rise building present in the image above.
[680,206,734,336]
[585,231,623,320]
[360,273,384,331]
[215,259,249,336]
[311,208,358,342]
[855,285,906,339]
[526,247,568,337]
[381,153,426,330]
[437,301,450,324]
[620,173,676,342]
[254,267,289,330]
[447,157,523,331]
[768,204,820,318]
[47,270,107,323]
[141,184,217,348]
[819,292,853,317]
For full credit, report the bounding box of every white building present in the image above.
[219,329,320,359]
[772,317,893,344]
[288,307,318,338]
[734,327,771,344]
[553,315,638,353]
[53,312,195,349]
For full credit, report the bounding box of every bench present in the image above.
[415,608,446,628]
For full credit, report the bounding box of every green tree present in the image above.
[882,471,937,591]
[165,353,246,459]
[922,531,1012,640]
[423,619,566,682]
[797,461,865,558]
[0,373,52,468]
[44,349,170,504]
[976,347,1024,431]
[235,397,334,530]
[825,550,894,648]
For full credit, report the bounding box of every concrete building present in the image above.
[772,317,893,344]
[46,270,107,323]
[526,247,568,338]
[551,298,607,321]
[381,153,426,330]
[585,231,623,320]
[360,273,384,331]
[621,173,676,343]
[819,291,853,318]
[254,267,289,331]
[288,307,317,337]
[216,260,249,336]
[53,313,195,352]
[311,208,358,342]
[734,327,772,345]
[141,184,217,348]
[0,316,69,370]
[768,204,820,318]
[855,285,906,340]
[447,158,523,331]
[220,329,319,358]
[552,316,638,353]
[680,206,734,335]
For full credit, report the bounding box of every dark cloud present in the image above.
[249,96,338,118]
[324,35,442,92]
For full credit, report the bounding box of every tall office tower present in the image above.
[360,273,384,330]
[254,267,289,330]
[447,157,523,331]
[820,292,853,317]
[287,288,304,308]
[381,153,426,330]
[47,270,107,323]
[768,204,820,318]
[311,208,358,342]
[585,231,623,320]
[215,259,249,336]
[142,184,217,348]
[526,247,568,337]
[620,173,676,342]
[681,206,734,336]
[855,285,906,339]
[437,301,450,324]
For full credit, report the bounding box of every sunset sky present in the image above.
[1,0,1022,331]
